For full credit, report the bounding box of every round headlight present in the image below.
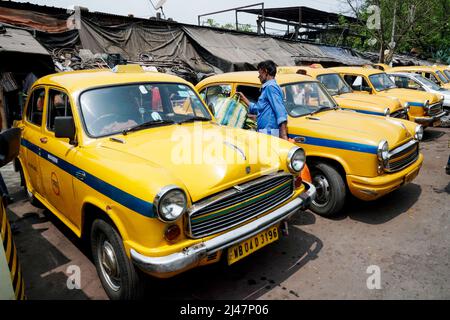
[154,186,187,222]
[287,147,306,173]
[384,108,391,116]
[377,140,389,165]
[415,125,424,141]
[424,100,430,109]
[403,102,409,109]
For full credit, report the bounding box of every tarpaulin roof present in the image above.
[183,26,370,71]
[0,26,54,74]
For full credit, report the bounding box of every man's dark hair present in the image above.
[257,60,277,77]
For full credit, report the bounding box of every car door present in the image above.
[38,88,77,225]
[20,87,46,197]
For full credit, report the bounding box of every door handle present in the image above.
[40,137,48,144]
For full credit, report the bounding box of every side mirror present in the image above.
[54,116,76,144]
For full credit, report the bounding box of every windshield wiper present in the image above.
[177,116,211,124]
[310,105,333,115]
[122,119,175,135]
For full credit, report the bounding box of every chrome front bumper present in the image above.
[414,111,446,125]
[130,182,316,274]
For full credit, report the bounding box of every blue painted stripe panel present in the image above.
[20,139,155,218]
[408,102,425,107]
[288,134,378,154]
[343,108,384,116]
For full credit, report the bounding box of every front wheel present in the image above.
[310,163,346,217]
[91,219,145,300]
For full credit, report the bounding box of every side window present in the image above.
[236,85,260,104]
[47,89,73,132]
[203,84,232,110]
[26,88,46,126]
[344,75,370,91]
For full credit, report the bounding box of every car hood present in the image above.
[335,93,403,113]
[96,123,287,201]
[288,109,414,149]
[376,88,440,105]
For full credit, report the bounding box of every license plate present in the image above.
[227,226,279,265]
[405,168,419,184]
[433,120,441,127]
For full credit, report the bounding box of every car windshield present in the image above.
[316,73,352,96]
[369,73,397,91]
[79,83,211,137]
[444,70,450,80]
[281,82,337,117]
[416,74,442,91]
[436,71,449,84]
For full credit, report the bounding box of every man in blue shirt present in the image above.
[238,60,288,140]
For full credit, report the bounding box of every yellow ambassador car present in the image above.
[278,66,408,118]
[389,66,450,90]
[196,72,424,217]
[331,67,446,127]
[13,65,316,300]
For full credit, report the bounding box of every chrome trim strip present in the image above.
[188,172,292,216]
[388,139,418,158]
[130,182,316,274]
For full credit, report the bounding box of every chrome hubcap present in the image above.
[312,174,331,208]
[98,239,121,292]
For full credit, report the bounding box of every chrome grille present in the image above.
[386,140,419,172]
[188,173,294,238]
[391,109,408,119]
[427,103,443,116]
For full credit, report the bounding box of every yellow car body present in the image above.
[14,66,315,299]
[196,72,424,216]
[389,66,450,90]
[278,66,408,118]
[331,67,446,127]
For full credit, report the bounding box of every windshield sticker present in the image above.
[139,85,148,95]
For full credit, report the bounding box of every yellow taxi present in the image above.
[331,67,446,127]
[14,65,316,300]
[278,66,408,118]
[388,66,450,90]
[196,72,424,218]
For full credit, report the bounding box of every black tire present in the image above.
[310,162,346,217]
[19,164,44,208]
[91,219,145,300]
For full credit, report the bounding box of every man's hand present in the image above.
[279,122,288,140]
[236,92,251,106]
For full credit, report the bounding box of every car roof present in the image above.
[329,66,385,76]
[198,71,317,87]
[32,67,191,93]
[390,66,440,72]
[277,66,337,78]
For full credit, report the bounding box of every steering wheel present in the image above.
[91,113,126,134]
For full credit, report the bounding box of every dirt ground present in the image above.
[3,127,449,300]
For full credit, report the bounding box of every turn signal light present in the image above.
[164,224,181,242]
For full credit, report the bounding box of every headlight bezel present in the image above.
[384,108,391,116]
[154,185,188,223]
[377,140,389,168]
[415,125,424,141]
[287,146,306,174]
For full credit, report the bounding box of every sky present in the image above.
[14,0,352,33]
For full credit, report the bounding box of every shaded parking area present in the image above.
[3,127,449,300]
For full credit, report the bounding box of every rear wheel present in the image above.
[310,162,346,217]
[91,219,145,300]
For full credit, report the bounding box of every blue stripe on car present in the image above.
[288,134,378,154]
[20,139,155,218]
[408,102,425,107]
[342,108,384,116]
